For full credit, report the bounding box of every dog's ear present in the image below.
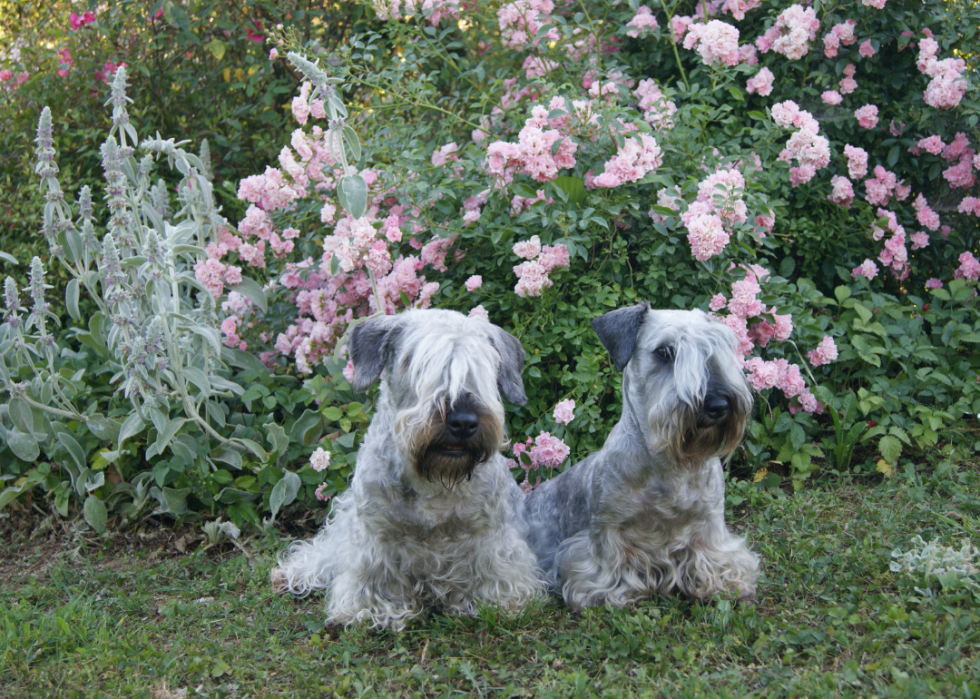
[348,315,399,392]
[490,327,528,406]
[592,302,651,371]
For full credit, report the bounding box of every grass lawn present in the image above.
[2,468,979,699]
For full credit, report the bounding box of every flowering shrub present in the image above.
[214,0,980,494]
[4,0,980,527]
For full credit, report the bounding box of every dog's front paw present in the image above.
[270,567,290,594]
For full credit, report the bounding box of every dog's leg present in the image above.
[677,517,760,602]
[272,492,356,596]
[326,560,424,631]
[557,530,659,610]
[470,527,544,612]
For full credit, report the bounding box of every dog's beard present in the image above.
[655,404,749,465]
[409,403,503,489]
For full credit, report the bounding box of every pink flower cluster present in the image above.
[822,20,857,58]
[69,11,96,30]
[290,81,327,126]
[680,166,750,261]
[913,194,941,231]
[512,432,571,471]
[854,104,878,130]
[512,236,570,297]
[498,0,559,49]
[634,79,676,131]
[372,0,459,25]
[593,134,662,188]
[917,37,968,110]
[843,144,868,179]
[864,166,908,207]
[827,175,854,209]
[959,197,980,218]
[626,6,659,38]
[746,67,774,96]
[955,253,980,282]
[772,101,831,186]
[852,259,879,280]
[56,48,72,77]
[918,135,945,155]
[819,92,844,108]
[872,209,908,280]
[432,142,459,167]
[553,399,575,425]
[937,136,978,191]
[710,268,821,414]
[807,336,838,367]
[756,4,820,60]
[683,20,741,67]
[840,63,858,94]
[485,100,579,185]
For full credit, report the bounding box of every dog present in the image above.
[272,309,543,629]
[525,303,759,609]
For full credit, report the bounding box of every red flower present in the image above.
[69,10,96,30]
[245,20,264,43]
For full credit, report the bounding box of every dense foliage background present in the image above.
[2,0,980,532]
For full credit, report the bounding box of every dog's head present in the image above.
[593,303,753,464]
[347,309,526,486]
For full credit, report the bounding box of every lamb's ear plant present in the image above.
[0,68,324,531]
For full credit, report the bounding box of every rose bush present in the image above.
[2,0,980,528]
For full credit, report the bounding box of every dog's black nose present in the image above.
[704,394,729,421]
[447,410,479,439]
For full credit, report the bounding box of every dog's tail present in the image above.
[271,491,354,596]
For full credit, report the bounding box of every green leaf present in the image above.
[553,176,586,205]
[269,470,302,519]
[66,279,80,322]
[747,111,768,121]
[229,276,268,313]
[887,145,900,168]
[237,438,268,461]
[83,495,108,533]
[87,416,121,443]
[648,205,677,217]
[339,174,368,220]
[153,418,187,456]
[150,486,191,515]
[57,431,87,471]
[834,286,851,304]
[187,325,223,356]
[207,38,226,61]
[118,413,145,449]
[342,125,361,162]
[879,434,902,464]
[727,86,744,102]
[265,422,289,455]
[183,366,211,397]
[215,487,258,504]
[8,397,35,435]
[852,303,872,323]
[172,244,206,257]
[289,410,324,447]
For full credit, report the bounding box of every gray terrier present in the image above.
[272,309,543,630]
[525,304,759,609]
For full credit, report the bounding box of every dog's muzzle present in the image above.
[413,394,500,487]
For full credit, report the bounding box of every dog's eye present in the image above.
[654,345,675,362]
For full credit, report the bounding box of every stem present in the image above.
[663,0,690,90]
[16,392,87,421]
